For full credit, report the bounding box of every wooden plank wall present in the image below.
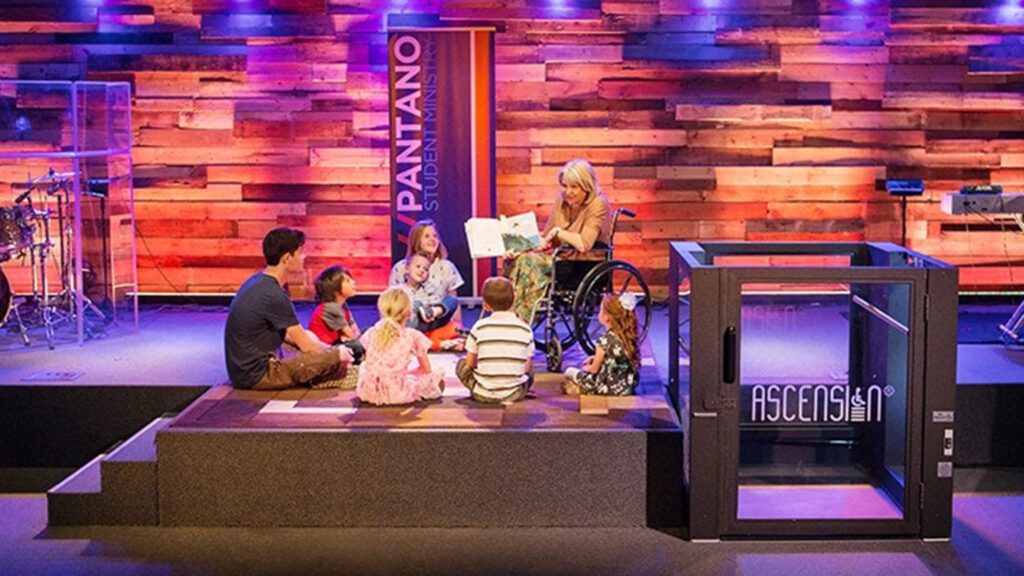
[0,0,1023,297]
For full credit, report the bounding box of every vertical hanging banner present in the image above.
[388,27,495,297]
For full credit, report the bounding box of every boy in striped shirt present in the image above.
[457,277,535,403]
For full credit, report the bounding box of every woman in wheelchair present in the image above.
[508,158,611,323]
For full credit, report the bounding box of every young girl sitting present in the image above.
[403,252,465,352]
[389,219,464,325]
[563,292,639,396]
[357,286,445,406]
[308,265,364,363]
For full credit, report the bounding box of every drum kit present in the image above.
[0,168,106,348]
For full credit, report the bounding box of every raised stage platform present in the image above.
[3,299,1023,532]
[48,365,684,528]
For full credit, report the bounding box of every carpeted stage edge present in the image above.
[47,374,686,528]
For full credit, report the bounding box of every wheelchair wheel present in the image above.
[572,260,651,356]
[531,294,576,354]
[545,336,563,372]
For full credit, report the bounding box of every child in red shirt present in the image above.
[309,265,364,363]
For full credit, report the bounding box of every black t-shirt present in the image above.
[224,272,300,388]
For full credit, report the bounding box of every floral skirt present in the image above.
[356,365,444,406]
[509,252,552,324]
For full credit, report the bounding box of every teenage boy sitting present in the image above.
[456,277,534,403]
[224,227,353,390]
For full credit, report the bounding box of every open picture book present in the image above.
[464,211,543,258]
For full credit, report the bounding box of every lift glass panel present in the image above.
[736,282,910,521]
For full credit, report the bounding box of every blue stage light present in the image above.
[998,0,1024,23]
[14,115,32,139]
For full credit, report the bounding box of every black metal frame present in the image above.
[669,241,957,540]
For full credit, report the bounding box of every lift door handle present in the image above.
[723,326,737,384]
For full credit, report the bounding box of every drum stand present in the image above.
[0,236,51,348]
[9,208,60,349]
[8,301,30,346]
[0,265,29,346]
[4,172,107,348]
[36,182,107,347]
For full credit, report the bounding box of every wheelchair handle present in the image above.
[616,208,636,218]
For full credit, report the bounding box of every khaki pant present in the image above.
[253,347,345,390]
[456,358,532,403]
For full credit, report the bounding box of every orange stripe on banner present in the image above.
[473,30,495,295]
[469,29,481,294]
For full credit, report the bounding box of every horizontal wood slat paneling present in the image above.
[1,0,1022,297]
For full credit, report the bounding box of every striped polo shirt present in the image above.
[466,310,535,401]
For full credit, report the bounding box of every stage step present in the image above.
[47,416,174,526]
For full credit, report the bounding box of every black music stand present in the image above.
[886,179,924,247]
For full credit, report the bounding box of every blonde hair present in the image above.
[558,159,599,204]
[602,294,638,370]
[406,219,448,262]
[375,286,412,349]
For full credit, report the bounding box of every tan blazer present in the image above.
[543,192,612,253]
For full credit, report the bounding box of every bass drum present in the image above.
[0,267,11,328]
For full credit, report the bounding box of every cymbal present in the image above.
[23,171,75,184]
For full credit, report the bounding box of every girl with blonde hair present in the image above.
[563,292,639,396]
[357,286,445,405]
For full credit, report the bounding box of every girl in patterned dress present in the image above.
[562,292,639,396]
[357,286,445,406]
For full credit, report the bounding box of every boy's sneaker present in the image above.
[312,367,359,390]
[439,338,466,352]
[341,367,359,389]
[419,306,434,323]
[311,377,343,389]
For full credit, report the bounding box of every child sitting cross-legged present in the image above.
[562,292,639,396]
[308,265,364,364]
[356,286,445,406]
[403,252,465,352]
[456,277,535,403]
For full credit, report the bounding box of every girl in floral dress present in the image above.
[562,292,639,396]
[357,286,445,405]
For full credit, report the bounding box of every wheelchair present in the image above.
[529,208,651,371]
